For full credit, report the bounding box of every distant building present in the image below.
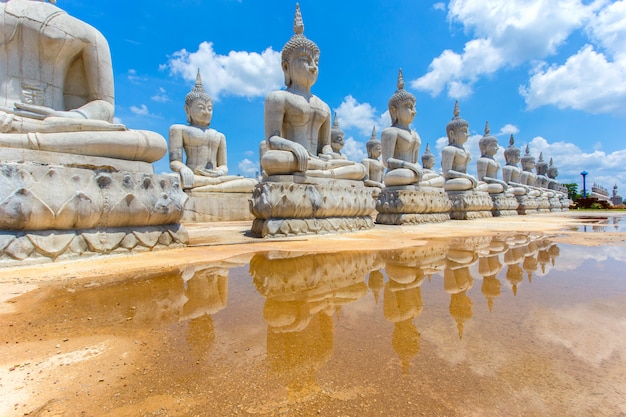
[612,185,623,206]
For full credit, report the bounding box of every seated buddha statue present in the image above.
[260,5,365,180]
[547,158,563,191]
[361,127,385,189]
[476,122,508,194]
[0,0,165,163]
[319,112,348,161]
[168,71,257,192]
[519,145,542,196]
[381,69,443,188]
[441,101,488,192]
[501,135,537,196]
[420,144,445,188]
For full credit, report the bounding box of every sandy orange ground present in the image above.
[0,211,624,416]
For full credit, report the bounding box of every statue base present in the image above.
[560,197,572,211]
[0,153,188,266]
[375,186,451,225]
[549,196,562,212]
[249,176,375,237]
[537,196,551,213]
[447,190,493,220]
[182,191,254,222]
[490,193,519,217]
[515,195,539,215]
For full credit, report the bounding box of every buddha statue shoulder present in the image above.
[260,4,365,181]
[168,70,257,192]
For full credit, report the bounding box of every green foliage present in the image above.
[563,183,580,200]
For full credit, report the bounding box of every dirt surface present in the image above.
[0,212,625,417]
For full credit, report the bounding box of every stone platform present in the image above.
[516,195,540,215]
[447,190,494,220]
[490,193,519,217]
[249,175,375,237]
[0,152,188,266]
[375,186,451,225]
[182,191,254,222]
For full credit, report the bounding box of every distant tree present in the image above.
[563,183,580,201]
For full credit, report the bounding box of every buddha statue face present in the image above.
[448,124,469,146]
[548,166,559,179]
[186,98,213,127]
[331,130,345,152]
[422,154,435,169]
[283,50,319,89]
[479,138,498,158]
[368,142,382,159]
[521,157,535,171]
[505,149,520,165]
[391,100,416,126]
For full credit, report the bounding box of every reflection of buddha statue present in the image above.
[180,266,228,321]
[479,246,504,312]
[444,248,476,340]
[362,127,385,189]
[381,69,444,188]
[442,101,488,192]
[260,5,365,180]
[506,263,524,296]
[476,122,508,194]
[0,0,165,162]
[169,71,257,192]
[368,269,385,304]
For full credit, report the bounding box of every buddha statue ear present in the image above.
[184,104,191,124]
[282,61,291,86]
[389,105,397,124]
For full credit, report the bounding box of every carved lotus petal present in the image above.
[27,232,75,258]
[108,194,150,227]
[82,231,127,253]
[0,234,16,251]
[5,236,35,260]
[0,188,55,230]
[56,192,101,229]
[132,230,162,248]
[30,168,73,213]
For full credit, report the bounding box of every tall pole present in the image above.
[580,171,588,198]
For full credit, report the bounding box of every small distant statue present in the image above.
[320,112,348,161]
[361,127,385,189]
[381,69,444,187]
[476,122,508,194]
[421,144,445,188]
[519,145,541,196]
[168,70,256,192]
[502,135,535,196]
[260,4,365,180]
[441,101,488,192]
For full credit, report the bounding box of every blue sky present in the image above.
[57,0,626,195]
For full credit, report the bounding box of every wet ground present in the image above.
[0,212,625,416]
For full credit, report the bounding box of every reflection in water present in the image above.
[5,222,626,416]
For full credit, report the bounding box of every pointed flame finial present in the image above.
[484,121,490,135]
[370,125,377,139]
[453,100,460,118]
[397,68,405,91]
[333,111,339,128]
[509,134,514,146]
[294,3,304,35]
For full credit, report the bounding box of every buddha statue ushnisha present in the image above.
[441,101,487,192]
[260,4,365,180]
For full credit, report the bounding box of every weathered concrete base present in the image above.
[249,176,375,237]
[182,191,254,222]
[0,153,188,266]
[516,195,540,215]
[549,196,562,212]
[375,186,451,225]
[0,224,187,267]
[537,196,551,213]
[447,190,493,220]
[490,193,519,217]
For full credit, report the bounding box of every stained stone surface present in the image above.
[490,193,519,217]
[447,190,494,220]
[375,186,451,225]
[182,191,254,222]
[516,194,540,215]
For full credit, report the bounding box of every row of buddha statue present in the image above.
[168,4,570,236]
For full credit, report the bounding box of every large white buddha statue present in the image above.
[441,101,488,192]
[381,69,443,188]
[260,4,365,180]
[0,0,165,163]
[476,122,508,194]
[168,71,256,192]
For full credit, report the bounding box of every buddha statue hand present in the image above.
[268,135,309,172]
[194,167,225,177]
[178,166,196,189]
[0,111,14,133]
[13,102,84,120]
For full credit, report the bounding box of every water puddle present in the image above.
[574,214,626,232]
[1,227,626,416]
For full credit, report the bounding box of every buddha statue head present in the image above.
[366,126,382,159]
[330,112,345,152]
[388,68,416,126]
[478,121,498,158]
[446,101,469,146]
[281,4,320,88]
[536,152,548,175]
[184,69,213,126]
[421,143,435,169]
[520,145,536,171]
[547,158,559,179]
[504,135,520,166]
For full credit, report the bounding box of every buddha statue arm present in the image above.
[264,94,308,172]
[477,161,507,189]
[168,125,195,189]
[442,148,477,187]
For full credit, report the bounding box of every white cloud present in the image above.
[238,158,258,177]
[130,104,149,116]
[127,69,146,84]
[151,87,169,103]
[433,2,446,11]
[335,96,382,136]
[496,124,519,137]
[586,0,626,57]
[520,45,626,115]
[166,42,282,100]
[342,137,367,162]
